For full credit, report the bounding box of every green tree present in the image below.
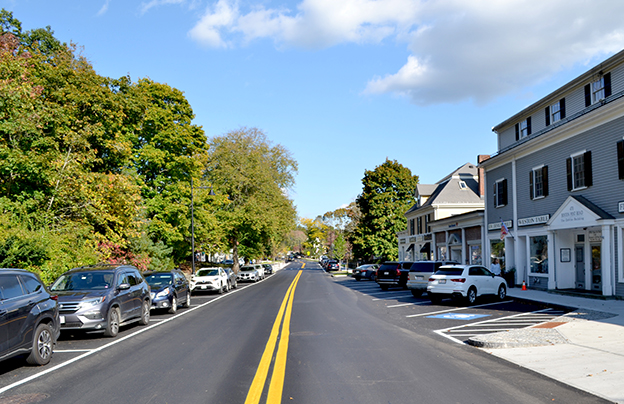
[206,128,297,271]
[351,159,418,262]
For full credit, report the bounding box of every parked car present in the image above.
[353,264,379,281]
[375,261,414,290]
[237,265,262,282]
[406,261,458,297]
[50,264,151,338]
[191,268,229,294]
[326,260,340,271]
[262,264,273,275]
[427,265,508,305]
[223,267,238,290]
[0,269,60,366]
[144,269,191,314]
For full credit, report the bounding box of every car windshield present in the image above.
[240,267,255,271]
[196,269,219,277]
[51,271,114,291]
[435,268,463,276]
[145,274,173,287]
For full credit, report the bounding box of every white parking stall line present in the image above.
[367,290,412,296]
[372,294,415,301]
[406,300,513,318]
[387,303,416,308]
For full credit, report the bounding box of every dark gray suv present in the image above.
[0,268,60,366]
[51,264,150,338]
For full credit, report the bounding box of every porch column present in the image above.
[547,231,556,289]
[461,228,466,265]
[602,224,613,296]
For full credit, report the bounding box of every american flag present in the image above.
[500,220,509,240]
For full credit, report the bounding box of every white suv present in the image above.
[237,265,264,282]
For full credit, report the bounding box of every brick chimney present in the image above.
[477,155,490,198]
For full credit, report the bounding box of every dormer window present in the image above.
[458,181,467,190]
[585,72,612,107]
[515,117,531,141]
[545,98,566,126]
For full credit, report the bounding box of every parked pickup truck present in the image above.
[406,261,458,297]
[376,261,414,290]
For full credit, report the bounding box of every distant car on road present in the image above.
[223,267,237,290]
[326,260,340,271]
[51,264,151,338]
[353,264,379,281]
[427,265,507,305]
[238,265,264,282]
[262,264,273,275]
[144,269,191,314]
[0,269,60,366]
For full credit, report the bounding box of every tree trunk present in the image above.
[232,239,240,273]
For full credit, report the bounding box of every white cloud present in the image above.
[140,0,186,15]
[97,0,111,16]
[188,0,624,104]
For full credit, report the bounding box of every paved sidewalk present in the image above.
[470,288,624,403]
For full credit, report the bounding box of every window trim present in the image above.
[493,178,508,208]
[530,164,548,200]
[566,150,592,191]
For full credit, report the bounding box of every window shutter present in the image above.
[501,179,508,206]
[560,98,566,119]
[584,151,593,187]
[618,140,624,180]
[529,170,534,200]
[526,117,532,135]
[545,107,550,126]
[493,183,497,206]
[515,123,519,141]
[584,84,591,107]
[566,157,572,191]
[604,72,612,98]
[542,166,549,197]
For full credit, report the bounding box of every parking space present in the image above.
[333,276,572,345]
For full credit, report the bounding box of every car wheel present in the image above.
[355,277,361,281]
[104,307,120,337]
[233,280,237,289]
[26,323,53,366]
[498,284,507,301]
[429,293,442,304]
[139,300,150,325]
[168,296,177,314]
[371,274,376,281]
[380,285,389,291]
[466,287,477,305]
[411,290,423,297]
[182,291,191,308]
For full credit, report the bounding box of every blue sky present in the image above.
[3,0,624,219]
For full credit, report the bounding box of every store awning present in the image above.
[420,242,430,253]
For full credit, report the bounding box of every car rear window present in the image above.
[435,268,463,276]
[409,262,435,272]
[378,263,399,272]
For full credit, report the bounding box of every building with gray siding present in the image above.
[481,49,624,297]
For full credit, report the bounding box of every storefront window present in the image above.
[490,240,505,272]
[470,245,482,265]
[530,236,548,274]
[438,246,447,260]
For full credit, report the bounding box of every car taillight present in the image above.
[428,277,435,282]
[451,278,466,283]
[396,269,401,276]
[50,295,58,301]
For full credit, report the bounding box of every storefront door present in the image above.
[575,245,585,289]
[591,245,602,291]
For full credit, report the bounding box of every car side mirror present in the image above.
[118,283,131,290]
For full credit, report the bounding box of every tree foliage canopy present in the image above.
[350,159,418,262]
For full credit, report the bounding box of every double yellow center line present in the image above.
[245,270,302,404]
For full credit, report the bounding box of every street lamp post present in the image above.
[190,177,215,274]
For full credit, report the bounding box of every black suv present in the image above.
[0,268,60,366]
[51,264,151,338]
[375,261,414,290]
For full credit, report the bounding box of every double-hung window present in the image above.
[515,117,531,141]
[545,98,566,126]
[530,165,548,200]
[566,151,592,191]
[409,218,415,235]
[618,140,624,180]
[493,179,508,207]
[585,72,612,107]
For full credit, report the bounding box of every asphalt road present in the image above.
[0,261,609,404]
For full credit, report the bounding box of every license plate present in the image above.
[60,316,65,324]
[416,276,423,280]
[384,271,389,275]
[201,285,207,289]
[439,279,446,284]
